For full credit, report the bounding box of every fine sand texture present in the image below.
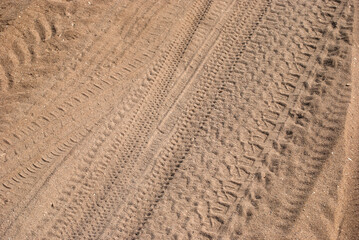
[0,0,358,239]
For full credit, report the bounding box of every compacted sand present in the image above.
[0,0,358,239]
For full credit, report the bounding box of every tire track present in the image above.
[220,0,353,238]
[136,0,353,239]
[0,0,183,183]
[0,0,182,192]
[0,0,354,239]
[41,1,215,238]
[253,0,352,233]
[100,0,271,238]
[0,0,147,130]
[1,0,223,238]
[0,0,190,236]
[0,9,57,90]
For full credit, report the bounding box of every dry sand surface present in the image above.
[0,0,358,239]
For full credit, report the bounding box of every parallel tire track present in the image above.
[0,0,354,239]
[135,0,353,239]
[1,0,227,239]
[0,0,190,236]
[103,0,271,238]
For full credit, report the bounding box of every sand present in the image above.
[0,0,358,239]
